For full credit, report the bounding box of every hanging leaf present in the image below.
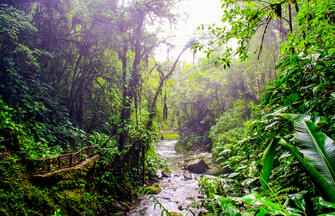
[261,139,277,191]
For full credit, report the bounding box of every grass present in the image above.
[162,134,179,140]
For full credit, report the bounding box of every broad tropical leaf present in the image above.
[277,113,327,125]
[231,193,302,216]
[318,200,335,209]
[317,200,335,215]
[261,138,277,191]
[294,120,335,188]
[279,138,335,202]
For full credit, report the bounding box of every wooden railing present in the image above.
[27,145,96,175]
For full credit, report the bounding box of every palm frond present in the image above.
[295,120,335,187]
[279,138,335,202]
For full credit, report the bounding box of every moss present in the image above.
[110,212,124,216]
[207,165,225,176]
[146,185,161,194]
[2,161,93,215]
[0,157,56,215]
[0,152,143,216]
[170,212,183,216]
[22,181,55,214]
[185,153,212,165]
[162,168,171,177]
[57,189,86,215]
[162,133,179,140]
[56,180,75,189]
[186,196,195,201]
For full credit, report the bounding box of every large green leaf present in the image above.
[231,193,302,215]
[215,195,242,216]
[317,200,335,216]
[277,113,327,125]
[294,120,335,188]
[261,138,277,191]
[279,138,335,202]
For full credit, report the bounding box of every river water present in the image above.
[128,140,201,215]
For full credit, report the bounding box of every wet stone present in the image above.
[186,196,195,201]
[162,169,171,177]
[185,159,209,174]
[146,185,161,194]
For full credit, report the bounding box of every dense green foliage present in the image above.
[192,0,335,215]
[1,0,335,215]
[0,0,180,215]
[173,43,277,152]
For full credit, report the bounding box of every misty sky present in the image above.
[154,0,222,62]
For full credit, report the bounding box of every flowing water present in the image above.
[128,140,202,215]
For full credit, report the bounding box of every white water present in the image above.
[128,140,202,215]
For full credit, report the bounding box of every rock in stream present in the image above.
[185,158,209,173]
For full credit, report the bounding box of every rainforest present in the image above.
[0,0,334,215]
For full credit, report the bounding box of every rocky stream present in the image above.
[128,140,221,216]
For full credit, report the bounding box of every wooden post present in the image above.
[70,154,73,167]
[48,159,51,172]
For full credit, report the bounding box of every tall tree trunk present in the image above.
[68,54,82,118]
[130,14,144,126]
[118,46,129,151]
[77,77,87,126]
[288,4,294,54]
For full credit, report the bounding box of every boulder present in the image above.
[185,153,212,165]
[185,159,209,173]
[184,152,231,175]
[162,168,171,178]
[146,185,161,194]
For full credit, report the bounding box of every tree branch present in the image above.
[146,40,195,129]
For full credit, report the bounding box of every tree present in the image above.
[193,0,299,66]
[107,0,179,150]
